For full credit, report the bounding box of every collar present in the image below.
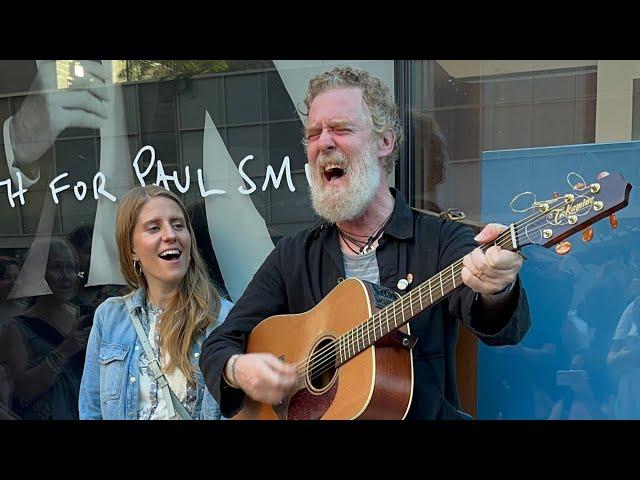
[125,287,147,314]
[381,188,414,240]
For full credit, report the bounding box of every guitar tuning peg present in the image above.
[582,226,594,243]
[573,182,585,190]
[555,241,572,255]
[609,213,619,229]
[552,192,559,199]
[597,171,610,180]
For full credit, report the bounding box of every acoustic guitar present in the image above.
[233,172,632,420]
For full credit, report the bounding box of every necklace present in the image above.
[336,211,393,255]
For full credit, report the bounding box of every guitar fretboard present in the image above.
[335,231,514,365]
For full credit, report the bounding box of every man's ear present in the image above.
[377,128,396,158]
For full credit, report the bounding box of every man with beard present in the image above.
[199,66,531,419]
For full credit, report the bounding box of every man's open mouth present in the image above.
[323,165,346,182]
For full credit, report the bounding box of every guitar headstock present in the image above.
[513,172,632,251]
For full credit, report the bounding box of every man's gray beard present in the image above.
[308,148,381,224]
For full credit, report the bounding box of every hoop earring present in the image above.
[134,260,143,277]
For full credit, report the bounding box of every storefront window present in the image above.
[407,60,639,420]
[0,59,393,419]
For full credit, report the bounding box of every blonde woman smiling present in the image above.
[80,185,232,419]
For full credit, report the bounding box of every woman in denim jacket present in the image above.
[79,185,232,419]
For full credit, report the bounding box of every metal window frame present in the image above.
[394,60,414,206]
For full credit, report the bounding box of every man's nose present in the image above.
[317,128,336,152]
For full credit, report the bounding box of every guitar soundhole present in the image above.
[308,337,337,392]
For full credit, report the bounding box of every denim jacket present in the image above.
[79,288,233,420]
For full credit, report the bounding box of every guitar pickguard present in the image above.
[281,381,339,420]
[364,281,400,309]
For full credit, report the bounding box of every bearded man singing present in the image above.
[199,66,531,420]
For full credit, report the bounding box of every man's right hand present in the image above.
[229,353,298,405]
[9,60,111,170]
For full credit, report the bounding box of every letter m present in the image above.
[261,156,295,192]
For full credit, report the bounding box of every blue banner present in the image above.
[479,141,640,419]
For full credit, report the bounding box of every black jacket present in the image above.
[200,189,531,419]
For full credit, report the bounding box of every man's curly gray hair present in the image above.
[300,66,403,175]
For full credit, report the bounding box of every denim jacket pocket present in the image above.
[98,343,129,401]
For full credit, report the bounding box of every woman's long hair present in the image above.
[116,185,220,382]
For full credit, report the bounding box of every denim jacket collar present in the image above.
[125,288,147,314]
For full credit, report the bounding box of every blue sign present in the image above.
[479,141,640,419]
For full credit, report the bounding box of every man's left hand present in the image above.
[461,223,523,295]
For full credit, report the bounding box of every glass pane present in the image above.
[225,73,266,125]
[408,60,640,421]
[0,59,392,420]
[179,77,224,130]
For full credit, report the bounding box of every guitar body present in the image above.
[233,278,414,420]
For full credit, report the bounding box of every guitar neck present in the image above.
[336,228,516,365]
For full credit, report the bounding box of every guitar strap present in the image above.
[411,207,527,261]
[410,207,486,235]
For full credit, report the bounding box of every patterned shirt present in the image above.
[137,302,197,420]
